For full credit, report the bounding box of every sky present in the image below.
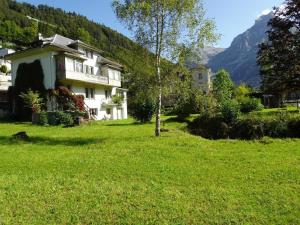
[17,0,283,48]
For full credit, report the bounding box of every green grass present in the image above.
[0,119,299,224]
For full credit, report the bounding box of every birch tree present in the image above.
[113,0,218,136]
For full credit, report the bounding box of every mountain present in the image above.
[208,13,273,87]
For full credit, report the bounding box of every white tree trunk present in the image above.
[155,63,162,137]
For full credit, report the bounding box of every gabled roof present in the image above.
[5,34,123,69]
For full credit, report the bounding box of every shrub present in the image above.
[288,119,300,138]
[188,115,230,139]
[240,98,264,113]
[132,98,156,123]
[264,119,288,138]
[112,95,124,105]
[0,65,8,74]
[47,111,59,125]
[56,111,74,127]
[37,111,48,125]
[220,100,240,124]
[231,118,264,140]
[19,89,43,113]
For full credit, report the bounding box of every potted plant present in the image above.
[19,89,44,124]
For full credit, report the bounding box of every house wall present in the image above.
[0,48,15,71]
[191,68,212,93]
[70,85,127,120]
[11,51,57,90]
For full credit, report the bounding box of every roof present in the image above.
[100,57,123,70]
[5,34,123,69]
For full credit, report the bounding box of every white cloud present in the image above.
[256,9,272,19]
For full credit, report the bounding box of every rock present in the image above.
[12,132,29,141]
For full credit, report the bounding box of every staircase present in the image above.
[69,90,97,121]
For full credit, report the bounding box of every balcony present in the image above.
[59,70,109,85]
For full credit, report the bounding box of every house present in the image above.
[190,65,214,93]
[0,48,15,118]
[5,34,128,120]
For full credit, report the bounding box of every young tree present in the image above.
[257,0,300,101]
[212,69,234,104]
[112,0,218,136]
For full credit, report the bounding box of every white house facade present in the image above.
[191,66,214,93]
[6,34,128,120]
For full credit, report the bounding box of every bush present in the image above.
[264,119,288,138]
[37,111,48,125]
[231,118,264,140]
[188,115,230,139]
[220,100,240,124]
[0,65,8,74]
[131,98,156,123]
[240,98,264,113]
[288,119,300,138]
[56,111,74,127]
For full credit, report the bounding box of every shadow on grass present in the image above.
[105,121,154,127]
[0,136,106,146]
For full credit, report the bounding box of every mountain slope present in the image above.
[208,13,273,87]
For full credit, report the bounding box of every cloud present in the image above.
[256,9,272,19]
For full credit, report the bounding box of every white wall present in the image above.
[71,85,112,120]
[11,51,57,90]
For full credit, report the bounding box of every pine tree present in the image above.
[257,0,300,101]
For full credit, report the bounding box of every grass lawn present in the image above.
[0,118,299,224]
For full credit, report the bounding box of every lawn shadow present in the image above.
[105,121,154,127]
[0,135,106,146]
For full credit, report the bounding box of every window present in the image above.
[198,73,203,80]
[85,88,95,99]
[90,88,95,99]
[106,108,111,115]
[84,65,94,75]
[85,88,89,99]
[85,50,93,59]
[89,108,98,116]
[105,90,111,99]
[66,57,74,71]
[75,60,83,73]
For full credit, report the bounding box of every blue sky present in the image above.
[17,0,283,48]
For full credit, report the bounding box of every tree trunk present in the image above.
[155,60,162,137]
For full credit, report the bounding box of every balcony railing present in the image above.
[62,70,109,85]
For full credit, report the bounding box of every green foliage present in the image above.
[131,98,156,123]
[188,115,230,139]
[0,64,8,74]
[287,119,300,138]
[220,99,240,124]
[36,111,48,125]
[76,28,92,44]
[264,119,288,138]
[55,111,74,127]
[257,0,300,98]
[234,83,251,102]
[213,69,234,104]
[231,118,264,140]
[240,98,264,113]
[112,95,124,106]
[19,89,43,113]
[113,0,219,136]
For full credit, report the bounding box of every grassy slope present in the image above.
[0,119,299,224]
